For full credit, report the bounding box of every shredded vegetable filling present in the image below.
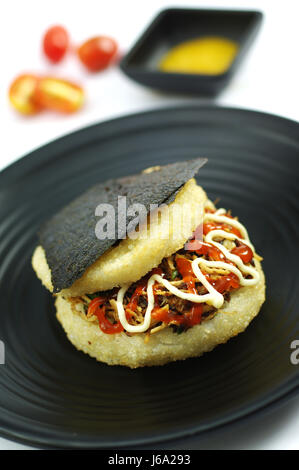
[73,201,261,336]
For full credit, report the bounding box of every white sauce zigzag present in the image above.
[116,206,260,333]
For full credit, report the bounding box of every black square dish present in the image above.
[120,8,263,95]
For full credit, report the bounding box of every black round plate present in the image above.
[0,106,299,449]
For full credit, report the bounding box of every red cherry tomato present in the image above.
[43,25,69,63]
[8,74,42,115]
[77,36,118,72]
[35,77,84,113]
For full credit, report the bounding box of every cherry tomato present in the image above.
[87,297,106,317]
[35,77,84,113]
[8,74,42,115]
[77,36,118,71]
[43,25,69,63]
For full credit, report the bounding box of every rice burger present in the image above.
[32,159,265,368]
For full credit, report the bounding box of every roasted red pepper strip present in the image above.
[175,256,197,294]
[151,307,185,325]
[125,282,147,322]
[125,267,163,321]
[184,304,203,327]
[88,297,123,334]
[186,239,226,262]
[203,221,242,238]
[126,283,147,312]
[175,257,203,326]
[231,242,253,264]
[204,273,240,293]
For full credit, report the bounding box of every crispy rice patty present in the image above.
[55,261,265,368]
[32,179,206,297]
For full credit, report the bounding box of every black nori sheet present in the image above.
[39,158,206,292]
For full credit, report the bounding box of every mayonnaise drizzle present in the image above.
[205,208,249,239]
[115,205,260,333]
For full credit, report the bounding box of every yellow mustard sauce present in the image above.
[159,36,238,75]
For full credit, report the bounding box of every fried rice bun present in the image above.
[32,179,207,297]
[55,260,265,368]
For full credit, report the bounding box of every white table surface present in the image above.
[0,0,298,450]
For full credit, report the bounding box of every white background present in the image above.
[0,0,298,450]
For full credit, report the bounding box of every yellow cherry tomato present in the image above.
[35,77,85,113]
[9,74,42,115]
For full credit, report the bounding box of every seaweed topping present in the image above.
[39,158,206,292]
